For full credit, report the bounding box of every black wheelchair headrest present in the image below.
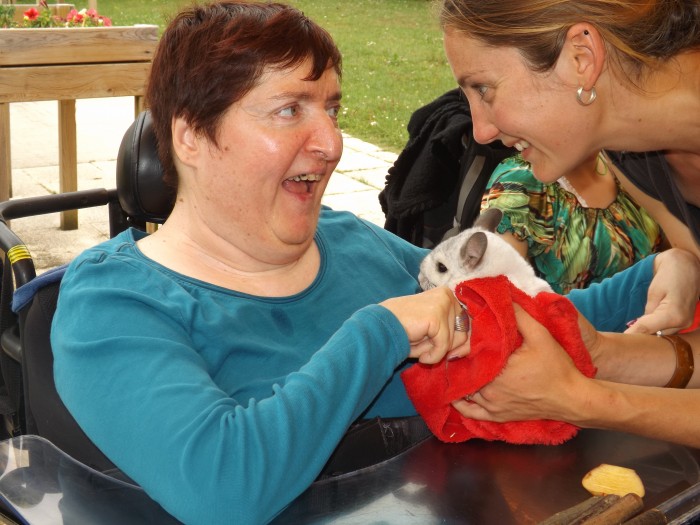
[116,111,175,223]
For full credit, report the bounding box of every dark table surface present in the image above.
[275,429,700,524]
[1,431,699,524]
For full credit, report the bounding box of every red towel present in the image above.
[680,301,700,333]
[401,275,597,445]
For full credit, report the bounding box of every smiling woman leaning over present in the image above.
[438,0,700,449]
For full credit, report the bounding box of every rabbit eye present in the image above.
[437,263,447,273]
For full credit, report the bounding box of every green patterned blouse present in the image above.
[481,156,662,294]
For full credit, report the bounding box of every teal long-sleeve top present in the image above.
[52,209,424,525]
[51,208,654,524]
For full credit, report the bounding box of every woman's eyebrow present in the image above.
[270,90,342,103]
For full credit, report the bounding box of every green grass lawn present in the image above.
[77,0,458,153]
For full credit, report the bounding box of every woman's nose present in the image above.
[310,116,343,162]
[470,106,501,145]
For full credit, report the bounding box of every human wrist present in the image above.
[587,330,613,371]
[553,375,607,427]
[592,332,677,386]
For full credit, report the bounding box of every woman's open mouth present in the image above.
[283,174,322,194]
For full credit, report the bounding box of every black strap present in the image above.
[441,152,487,241]
[316,416,432,481]
[441,132,517,242]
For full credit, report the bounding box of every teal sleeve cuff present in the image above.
[568,255,655,332]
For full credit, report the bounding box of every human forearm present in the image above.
[568,256,655,332]
[570,329,700,447]
[567,379,700,448]
[593,330,699,388]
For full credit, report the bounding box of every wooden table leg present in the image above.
[0,102,12,203]
[135,95,145,116]
[58,99,78,230]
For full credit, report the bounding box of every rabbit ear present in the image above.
[460,231,488,268]
[473,207,503,233]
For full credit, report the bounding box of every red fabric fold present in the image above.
[680,301,700,333]
[401,276,597,445]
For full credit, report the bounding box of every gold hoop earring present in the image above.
[576,86,597,106]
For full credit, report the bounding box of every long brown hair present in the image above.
[437,0,700,83]
[146,1,342,188]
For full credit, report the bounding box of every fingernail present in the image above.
[447,354,463,361]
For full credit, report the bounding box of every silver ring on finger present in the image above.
[454,310,470,332]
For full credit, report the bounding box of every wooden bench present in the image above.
[0,24,158,228]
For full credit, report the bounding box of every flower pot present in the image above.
[10,4,75,24]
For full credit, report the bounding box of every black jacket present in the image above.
[380,89,514,247]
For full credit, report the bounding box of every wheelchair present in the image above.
[0,110,174,477]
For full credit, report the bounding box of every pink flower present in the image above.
[66,9,84,24]
[23,7,40,21]
[19,5,113,28]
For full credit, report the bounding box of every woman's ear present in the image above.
[171,116,199,167]
[560,23,606,90]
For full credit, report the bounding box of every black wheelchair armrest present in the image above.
[1,325,20,363]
